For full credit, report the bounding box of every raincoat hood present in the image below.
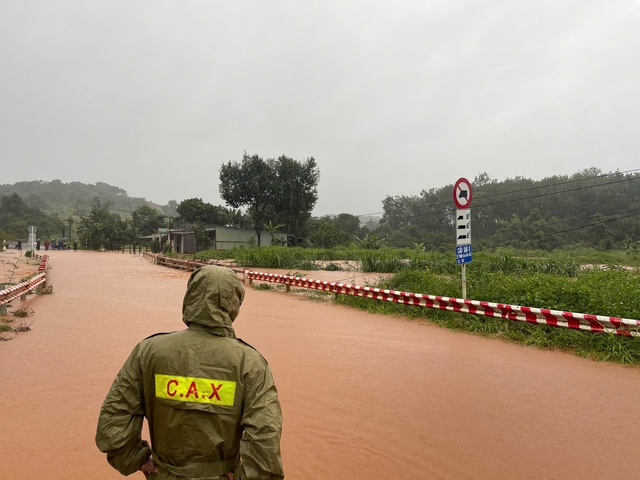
[182,266,245,336]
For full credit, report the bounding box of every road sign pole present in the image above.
[461,263,467,300]
[453,178,473,300]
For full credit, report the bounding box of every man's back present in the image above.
[143,327,278,471]
[96,266,284,479]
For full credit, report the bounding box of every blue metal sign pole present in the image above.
[455,215,472,299]
[454,178,473,300]
[455,244,472,298]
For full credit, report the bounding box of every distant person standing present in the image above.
[16,240,22,250]
[45,240,50,251]
[36,239,41,251]
[73,240,78,251]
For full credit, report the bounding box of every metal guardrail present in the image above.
[143,254,640,337]
[0,255,49,309]
[142,253,238,272]
[245,271,640,337]
[0,273,48,307]
[35,254,49,271]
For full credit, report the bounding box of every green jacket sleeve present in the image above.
[236,364,284,480]
[95,345,151,476]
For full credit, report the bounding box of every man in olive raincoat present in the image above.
[96,266,284,480]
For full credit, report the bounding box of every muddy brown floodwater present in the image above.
[1,251,639,479]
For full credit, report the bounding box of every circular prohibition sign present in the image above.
[453,177,473,209]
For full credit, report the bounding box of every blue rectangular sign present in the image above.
[456,244,472,264]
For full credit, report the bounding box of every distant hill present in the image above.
[0,180,176,218]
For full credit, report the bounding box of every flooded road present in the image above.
[1,251,638,479]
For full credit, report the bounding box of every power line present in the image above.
[474,168,640,202]
[360,169,640,223]
[356,168,640,217]
[474,175,640,210]
[474,207,640,241]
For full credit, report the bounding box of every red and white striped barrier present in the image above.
[142,256,639,337]
[144,253,240,273]
[142,251,157,263]
[37,254,49,271]
[246,271,640,337]
[0,273,48,306]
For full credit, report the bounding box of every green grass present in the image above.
[335,264,640,364]
[172,246,640,364]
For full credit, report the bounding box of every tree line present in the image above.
[0,153,326,251]
[3,163,637,253]
[377,168,640,251]
[0,193,67,245]
[0,179,176,217]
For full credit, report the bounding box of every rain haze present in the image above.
[1,1,638,216]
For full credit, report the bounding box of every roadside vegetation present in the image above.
[4,168,640,362]
[185,245,640,364]
[0,306,35,337]
[336,252,640,365]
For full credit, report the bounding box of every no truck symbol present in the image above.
[453,178,473,209]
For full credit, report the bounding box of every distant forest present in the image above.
[1,169,640,252]
[0,180,176,218]
[378,168,640,251]
[0,180,175,243]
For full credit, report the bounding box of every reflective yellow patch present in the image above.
[155,374,236,406]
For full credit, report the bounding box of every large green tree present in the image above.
[219,153,319,246]
[271,155,320,246]
[219,154,278,246]
[331,213,366,239]
[303,214,368,248]
[77,199,128,250]
[132,205,166,241]
[176,198,242,226]
[176,198,211,223]
[305,219,352,248]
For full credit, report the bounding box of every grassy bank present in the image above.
[333,266,640,363]
[190,246,640,364]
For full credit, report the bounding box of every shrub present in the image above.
[324,263,342,271]
[12,307,33,318]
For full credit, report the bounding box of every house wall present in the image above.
[214,227,286,250]
[167,232,197,254]
[179,234,197,254]
[167,227,287,252]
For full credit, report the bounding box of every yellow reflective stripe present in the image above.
[155,374,236,406]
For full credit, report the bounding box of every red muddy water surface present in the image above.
[1,251,639,479]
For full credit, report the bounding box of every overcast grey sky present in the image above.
[1,1,638,216]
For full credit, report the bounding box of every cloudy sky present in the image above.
[1,1,638,216]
